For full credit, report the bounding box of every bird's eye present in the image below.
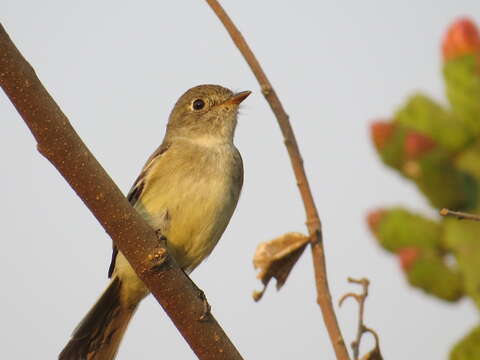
[192,99,205,110]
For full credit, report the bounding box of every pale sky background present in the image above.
[2,1,480,359]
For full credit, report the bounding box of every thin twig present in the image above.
[0,23,243,360]
[339,278,382,360]
[440,208,480,221]
[204,1,349,359]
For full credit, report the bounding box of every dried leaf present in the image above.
[253,232,309,301]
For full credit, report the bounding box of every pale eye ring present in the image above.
[192,99,205,110]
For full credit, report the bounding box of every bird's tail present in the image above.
[59,277,138,360]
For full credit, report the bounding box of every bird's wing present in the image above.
[108,141,170,278]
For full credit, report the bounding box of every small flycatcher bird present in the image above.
[59,84,250,360]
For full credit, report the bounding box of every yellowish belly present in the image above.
[133,142,241,272]
[135,175,235,271]
[112,141,242,303]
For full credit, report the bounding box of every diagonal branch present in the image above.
[440,208,480,221]
[204,1,349,359]
[0,23,243,360]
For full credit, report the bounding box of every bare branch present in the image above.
[204,1,349,359]
[339,278,382,360]
[0,23,243,360]
[440,208,480,221]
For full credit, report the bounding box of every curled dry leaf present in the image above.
[253,232,309,301]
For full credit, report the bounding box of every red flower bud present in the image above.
[366,208,387,233]
[398,247,421,272]
[404,131,436,159]
[442,17,480,61]
[371,121,395,150]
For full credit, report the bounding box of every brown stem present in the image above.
[204,1,349,359]
[440,208,480,221]
[339,278,381,360]
[339,278,369,360]
[0,23,243,360]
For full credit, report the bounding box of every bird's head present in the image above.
[166,84,251,142]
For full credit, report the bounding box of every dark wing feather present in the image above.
[107,142,170,278]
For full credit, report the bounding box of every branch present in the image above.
[0,23,243,360]
[440,208,480,221]
[204,1,349,359]
[339,278,382,360]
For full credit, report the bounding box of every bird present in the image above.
[59,84,251,360]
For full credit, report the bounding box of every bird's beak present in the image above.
[225,91,251,105]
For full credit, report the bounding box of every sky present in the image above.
[2,1,480,359]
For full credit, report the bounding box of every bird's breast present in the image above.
[134,142,243,271]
